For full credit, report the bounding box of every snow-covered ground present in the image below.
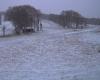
[0,21,14,36]
[0,20,100,80]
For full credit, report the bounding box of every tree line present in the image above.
[0,5,100,36]
[48,10,87,29]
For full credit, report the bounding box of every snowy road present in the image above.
[0,20,100,80]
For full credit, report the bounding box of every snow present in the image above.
[0,21,14,36]
[0,20,100,80]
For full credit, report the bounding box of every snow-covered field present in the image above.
[0,20,100,80]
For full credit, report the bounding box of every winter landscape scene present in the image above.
[0,0,100,80]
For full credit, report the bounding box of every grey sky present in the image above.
[0,0,100,18]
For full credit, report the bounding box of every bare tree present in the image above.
[5,5,40,34]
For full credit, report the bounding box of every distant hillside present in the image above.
[86,18,100,25]
[41,13,100,25]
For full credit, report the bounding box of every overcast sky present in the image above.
[0,0,100,18]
